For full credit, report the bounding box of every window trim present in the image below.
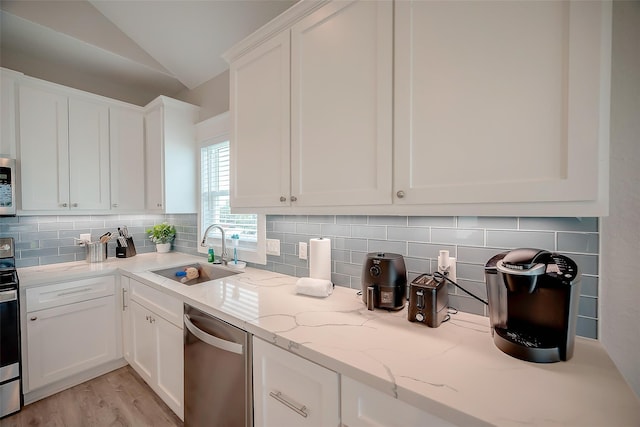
[195,111,266,264]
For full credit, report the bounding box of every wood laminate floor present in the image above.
[0,366,183,427]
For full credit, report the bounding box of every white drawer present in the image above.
[130,278,182,328]
[26,276,115,313]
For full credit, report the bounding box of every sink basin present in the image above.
[151,263,240,285]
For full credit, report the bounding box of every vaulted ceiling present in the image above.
[0,0,296,105]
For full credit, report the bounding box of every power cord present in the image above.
[432,271,489,306]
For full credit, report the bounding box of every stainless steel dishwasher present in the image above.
[184,304,252,427]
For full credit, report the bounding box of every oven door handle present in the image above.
[0,289,17,303]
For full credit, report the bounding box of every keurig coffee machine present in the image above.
[362,253,407,310]
[484,248,581,363]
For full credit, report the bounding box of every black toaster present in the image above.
[408,274,449,327]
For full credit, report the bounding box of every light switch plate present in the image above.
[266,239,280,256]
[299,242,307,260]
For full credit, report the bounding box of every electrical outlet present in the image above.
[299,242,307,260]
[266,238,280,256]
[437,250,457,284]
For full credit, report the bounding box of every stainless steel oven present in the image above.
[0,158,16,217]
[0,237,21,418]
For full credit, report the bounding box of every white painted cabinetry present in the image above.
[393,0,611,215]
[18,78,110,211]
[110,106,145,212]
[0,68,21,158]
[252,337,339,427]
[290,0,392,207]
[228,0,391,209]
[144,96,199,213]
[229,30,291,208]
[341,376,456,427]
[128,278,184,420]
[226,0,611,216]
[24,276,118,392]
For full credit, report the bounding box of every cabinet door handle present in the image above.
[269,390,308,418]
[396,190,405,199]
[113,203,119,208]
[280,196,287,202]
[122,288,127,311]
[61,203,68,207]
[30,316,37,321]
[290,196,297,202]
[72,203,78,207]
[156,203,162,208]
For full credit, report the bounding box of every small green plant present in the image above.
[146,222,176,244]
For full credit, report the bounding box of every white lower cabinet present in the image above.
[341,376,456,427]
[128,279,183,420]
[25,276,118,391]
[253,337,339,427]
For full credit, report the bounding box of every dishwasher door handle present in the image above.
[184,314,244,355]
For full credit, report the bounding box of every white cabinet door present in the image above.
[341,376,456,427]
[155,315,184,419]
[394,1,611,213]
[129,300,155,385]
[230,30,291,208]
[1,68,21,158]
[128,279,184,420]
[26,295,117,391]
[144,106,165,211]
[68,97,110,210]
[290,0,393,207]
[144,97,199,213]
[18,83,69,211]
[110,106,145,211]
[253,337,339,427]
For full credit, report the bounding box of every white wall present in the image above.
[174,70,230,122]
[600,1,640,398]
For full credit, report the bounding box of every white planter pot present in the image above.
[156,243,171,253]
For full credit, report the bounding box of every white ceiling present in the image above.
[0,0,296,105]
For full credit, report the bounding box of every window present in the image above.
[197,112,266,264]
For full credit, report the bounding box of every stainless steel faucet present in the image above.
[200,224,227,265]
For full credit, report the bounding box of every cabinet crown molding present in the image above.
[222,0,329,63]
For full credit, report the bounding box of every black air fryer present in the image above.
[362,253,407,310]
[484,248,581,363]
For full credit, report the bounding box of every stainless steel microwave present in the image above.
[0,158,16,216]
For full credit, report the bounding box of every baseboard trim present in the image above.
[23,359,128,405]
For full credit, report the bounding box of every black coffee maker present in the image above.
[484,248,581,363]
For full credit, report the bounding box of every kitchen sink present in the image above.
[151,263,240,285]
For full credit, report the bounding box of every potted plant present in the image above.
[146,222,176,253]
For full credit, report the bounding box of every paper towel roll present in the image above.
[309,238,331,281]
[295,278,333,297]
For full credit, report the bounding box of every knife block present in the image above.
[116,237,136,258]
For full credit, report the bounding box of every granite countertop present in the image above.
[18,253,640,427]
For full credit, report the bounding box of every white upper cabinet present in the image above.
[226,0,611,216]
[18,78,111,212]
[290,0,393,207]
[110,106,145,212]
[227,0,391,210]
[144,96,199,213]
[229,30,291,208]
[394,0,612,216]
[1,68,22,158]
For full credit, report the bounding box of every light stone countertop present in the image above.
[18,253,640,427]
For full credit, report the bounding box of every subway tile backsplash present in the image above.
[256,215,600,339]
[1,213,599,339]
[0,213,199,268]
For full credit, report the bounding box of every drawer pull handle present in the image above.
[269,390,308,418]
[57,287,93,297]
